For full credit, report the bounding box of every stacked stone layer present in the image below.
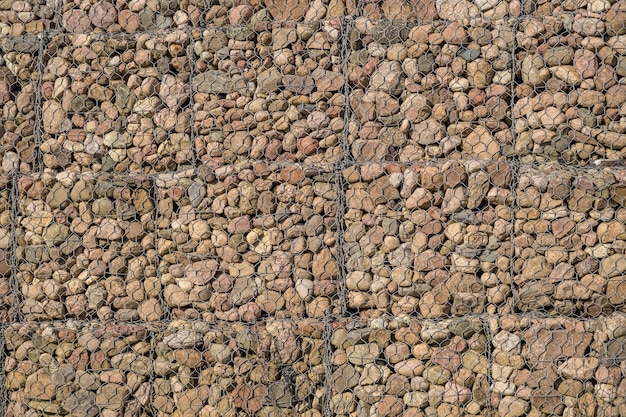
[9,314,626,417]
[155,163,339,321]
[514,165,626,317]
[347,18,515,163]
[4,319,326,417]
[514,4,626,164]
[190,21,345,166]
[343,161,513,319]
[40,30,193,174]
[16,171,160,322]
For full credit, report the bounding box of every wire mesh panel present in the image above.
[3,0,626,415]
[155,163,340,321]
[523,0,625,17]
[60,0,204,33]
[191,20,345,166]
[329,316,491,417]
[490,313,626,417]
[3,321,156,417]
[15,172,162,322]
[0,34,39,174]
[0,1,57,36]
[514,14,626,164]
[360,0,522,21]
[40,30,193,174]
[189,0,358,25]
[347,18,515,163]
[0,175,13,324]
[513,164,626,317]
[152,319,325,417]
[344,161,513,319]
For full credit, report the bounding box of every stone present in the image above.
[62,389,98,417]
[558,358,599,380]
[467,59,494,88]
[283,75,315,94]
[498,396,529,417]
[457,47,480,61]
[521,54,549,86]
[96,383,129,410]
[597,132,626,150]
[492,331,521,353]
[370,20,411,45]
[401,94,431,123]
[394,359,424,377]
[138,299,164,321]
[574,49,598,78]
[551,66,582,85]
[475,0,500,10]
[89,1,117,29]
[96,218,123,240]
[311,68,344,92]
[376,396,403,416]
[312,247,337,280]
[543,46,574,66]
[347,343,380,365]
[332,365,360,393]
[414,249,446,271]
[265,0,310,20]
[600,254,626,278]
[229,5,254,24]
[436,0,479,20]
[607,4,626,36]
[160,74,188,111]
[42,101,67,134]
[370,61,404,95]
[24,370,55,400]
[257,68,284,94]
[524,326,592,368]
[461,351,488,374]
[118,10,141,33]
[424,365,451,384]
[443,381,471,404]
[442,22,468,44]
[186,260,219,285]
[175,385,210,415]
[63,10,91,32]
[163,329,203,349]
[462,125,501,159]
[411,120,444,145]
[193,71,246,94]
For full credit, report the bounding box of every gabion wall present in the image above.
[1,0,626,416]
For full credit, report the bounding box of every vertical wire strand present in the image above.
[32,32,48,174]
[186,26,198,169]
[8,173,22,324]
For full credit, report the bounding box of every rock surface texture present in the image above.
[2,0,626,416]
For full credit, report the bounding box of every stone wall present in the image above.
[1,0,626,416]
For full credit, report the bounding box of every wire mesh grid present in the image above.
[38,29,194,174]
[0,0,625,416]
[2,318,327,417]
[154,163,341,322]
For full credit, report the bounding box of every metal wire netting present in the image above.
[0,0,625,416]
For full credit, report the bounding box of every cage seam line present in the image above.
[187,26,199,168]
[33,31,49,174]
[9,173,23,324]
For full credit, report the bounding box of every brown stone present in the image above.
[524,326,592,368]
[62,10,91,32]
[89,1,117,29]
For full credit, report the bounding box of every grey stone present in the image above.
[193,71,247,95]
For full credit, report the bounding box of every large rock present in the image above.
[193,71,246,94]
